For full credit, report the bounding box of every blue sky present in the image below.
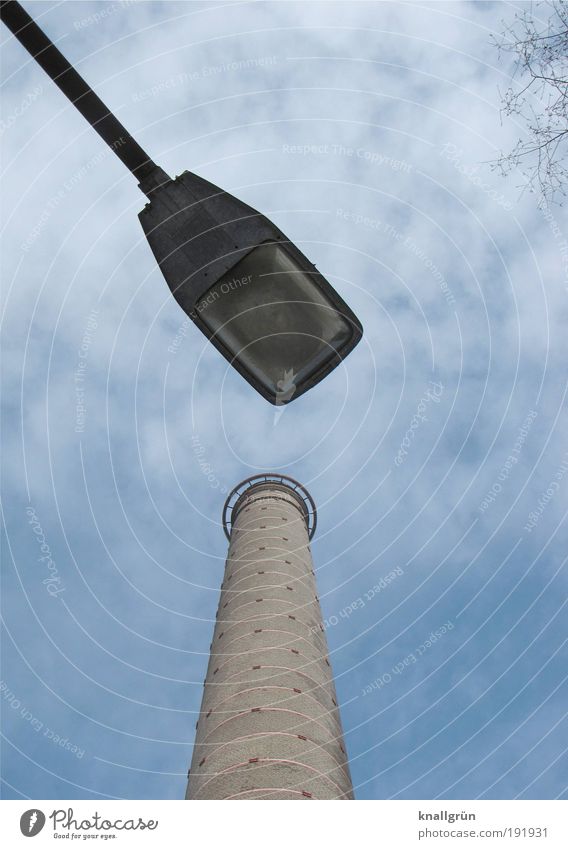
[1,0,567,800]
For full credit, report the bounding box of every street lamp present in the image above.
[1,0,363,404]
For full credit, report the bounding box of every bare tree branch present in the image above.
[492,0,568,205]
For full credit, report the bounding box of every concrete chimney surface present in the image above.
[186,474,353,800]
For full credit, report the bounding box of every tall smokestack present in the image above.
[186,474,353,800]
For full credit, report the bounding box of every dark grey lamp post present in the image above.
[1,1,363,404]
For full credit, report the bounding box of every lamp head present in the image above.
[139,170,362,405]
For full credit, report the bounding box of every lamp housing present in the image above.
[139,170,363,404]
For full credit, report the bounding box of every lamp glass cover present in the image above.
[196,243,353,402]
